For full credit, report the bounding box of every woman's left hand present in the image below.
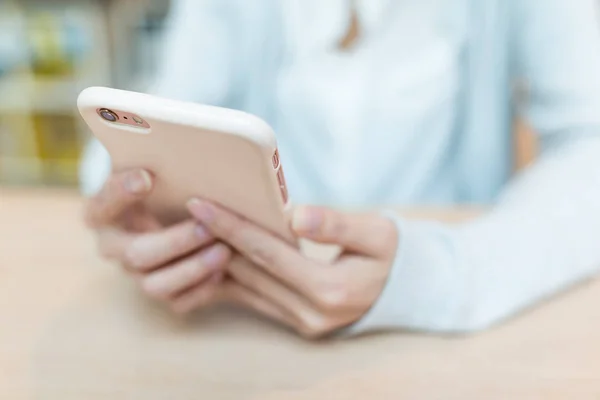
[187,199,399,338]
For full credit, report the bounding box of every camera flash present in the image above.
[132,116,144,125]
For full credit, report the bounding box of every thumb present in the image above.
[85,169,153,228]
[290,206,398,257]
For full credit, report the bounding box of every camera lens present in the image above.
[99,109,118,122]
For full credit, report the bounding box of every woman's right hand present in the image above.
[84,169,232,313]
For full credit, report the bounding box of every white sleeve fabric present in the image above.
[348,136,600,334]
[143,0,240,103]
[348,0,600,334]
[79,0,243,196]
[79,139,112,197]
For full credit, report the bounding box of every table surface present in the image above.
[1,189,599,400]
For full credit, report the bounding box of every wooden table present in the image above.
[1,189,599,399]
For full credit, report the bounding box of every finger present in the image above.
[121,205,162,232]
[222,281,297,329]
[140,243,231,300]
[125,220,215,271]
[227,255,317,324]
[224,279,336,339]
[291,205,398,257]
[170,272,224,314]
[85,169,153,228]
[96,226,133,261]
[96,220,215,271]
[187,199,323,297]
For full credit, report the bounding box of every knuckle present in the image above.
[299,315,331,339]
[313,274,350,311]
[140,276,168,300]
[317,286,349,311]
[124,242,146,270]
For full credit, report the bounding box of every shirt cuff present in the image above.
[342,211,468,336]
[79,139,111,197]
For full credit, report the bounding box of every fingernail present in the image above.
[201,245,226,270]
[292,206,322,235]
[194,224,209,240]
[125,170,152,194]
[187,198,215,222]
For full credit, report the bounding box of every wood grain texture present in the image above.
[1,190,599,399]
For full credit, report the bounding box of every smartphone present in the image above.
[77,87,294,243]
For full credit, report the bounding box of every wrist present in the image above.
[340,213,466,335]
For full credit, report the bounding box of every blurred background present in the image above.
[1,0,582,189]
[0,0,169,186]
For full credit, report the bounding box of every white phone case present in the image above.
[78,87,293,242]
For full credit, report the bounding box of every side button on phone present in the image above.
[272,149,280,169]
[277,167,288,203]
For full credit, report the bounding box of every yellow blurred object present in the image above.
[27,12,74,77]
[0,113,40,183]
[0,113,36,158]
[0,0,162,186]
[32,113,81,184]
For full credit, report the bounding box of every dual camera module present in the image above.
[98,108,146,126]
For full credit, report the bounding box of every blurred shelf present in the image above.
[0,0,169,186]
[0,156,79,185]
[0,74,86,113]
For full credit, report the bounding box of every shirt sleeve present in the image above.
[79,0,243,196]
[348,0,600,334]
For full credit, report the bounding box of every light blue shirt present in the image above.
[82,0,600,333]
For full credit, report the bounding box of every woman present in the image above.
[81,0,600,337]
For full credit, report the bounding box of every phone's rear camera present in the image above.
[99,109,118,122]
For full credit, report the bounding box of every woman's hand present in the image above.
[187,199,399,338]
[84,170,231,313]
